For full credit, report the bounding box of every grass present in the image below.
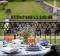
[50,39,60,44]
[44,0,60,8]
[0,10,6,21]
[36,38,60,44]
[6,2,49,16]
[0,29,4,36]
[0,1,49,21]
[0,37,60,44]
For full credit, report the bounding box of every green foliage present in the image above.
[6,2,49,17]
[0,2,50,20]
[0,3,7,10]
[11,15,52,20]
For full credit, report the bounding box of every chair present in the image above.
[43,44,60,56]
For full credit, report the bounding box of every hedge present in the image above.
[11,15,52,20]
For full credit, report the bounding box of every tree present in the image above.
[22,0,25,1]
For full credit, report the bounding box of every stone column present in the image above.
[53,0,57,20]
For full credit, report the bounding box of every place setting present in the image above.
[0,35,51,55]
[25,36,43,51]
[0,36,21,54]
[40,40,52,48]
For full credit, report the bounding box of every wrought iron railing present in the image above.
[0,20,60,44]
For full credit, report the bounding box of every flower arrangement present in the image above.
[20,28,35,44]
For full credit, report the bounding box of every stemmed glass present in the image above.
[6,36,13,47]
[6,36,13,43]
[27,36,35,46]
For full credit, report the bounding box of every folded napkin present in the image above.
[51,44,60,56]
[1,47,19,53]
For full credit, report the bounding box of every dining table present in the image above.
[0,44,50,56]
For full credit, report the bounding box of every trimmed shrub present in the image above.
[48,15,52,19]
[11,15,52,20]
[0,3,8,10]
[42,15,47,19]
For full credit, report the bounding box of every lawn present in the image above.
[0,36,60,44]
[36,38,60,44]
[0,1,49,21]
[6,2,49,16]
[44,0,60,8]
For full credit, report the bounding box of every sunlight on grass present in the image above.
[0,1,49,21]
[0,29,4,36]
[0,37,4,40]
[0,10,6,21]
[6,2,49,16]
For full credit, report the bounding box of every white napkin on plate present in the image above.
[1,47,19,53]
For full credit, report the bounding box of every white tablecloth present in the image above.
[0,46,50,56]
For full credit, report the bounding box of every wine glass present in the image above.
[6,36,13,47]
[6,36,13,43]
[27,37,35,46]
